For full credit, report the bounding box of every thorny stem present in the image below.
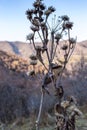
[41,27,50,66]
[32,36,36,50]
[50,31,54,63]
[52,29,64,61]
[47,21,51,32]
[67,38,77,62]
[36,89,44,130]
[41,62,48,72]
[54,20,62,32]
[37,31,43,43]
[52,43,58,62]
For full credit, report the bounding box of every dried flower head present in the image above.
[44,9,52,16]
[39,17,44,22]
[63,21,73,29]
[36,46,42,51]
[70,38,76,44]
[26,9,33,16]
[31,26,39,32]
[33,1,40,8]
[41,22,45,27]
[55,33,62,40]
[39,10,43,16]
[39,3,46,10]
[44,6,55,16]
[62,44,68,50]
[61,15,69,21]
[48,6,56,12]
[32,19,40,26]
[29,54,37,60]
[27,33,34,41]
[33,9,38,14]
[27,15,32,20]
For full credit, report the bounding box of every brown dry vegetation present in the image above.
[0,40,87,129]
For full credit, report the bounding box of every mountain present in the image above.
[0,40,87,60]
[0,41,33,60]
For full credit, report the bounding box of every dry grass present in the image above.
[0,110,87,130]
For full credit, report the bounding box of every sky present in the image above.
[0,0,87,42]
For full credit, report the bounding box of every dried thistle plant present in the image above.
[54,96,83,130]
[26,0,77,129]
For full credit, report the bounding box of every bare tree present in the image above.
[26,0,76,129]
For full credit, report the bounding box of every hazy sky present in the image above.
[0,0,87,42]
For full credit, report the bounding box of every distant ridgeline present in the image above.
[0,50,29,73]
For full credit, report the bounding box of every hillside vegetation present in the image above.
[0,41,87,129]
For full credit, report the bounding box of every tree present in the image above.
[26,0,76,129]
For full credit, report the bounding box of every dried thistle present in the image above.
[29,54,37,60]
[62,44,68,50]
[55,33,62,41]
[26,33,34,41]
[70,38,76,44]
[26,0,76,129]
[31,25,39,32]
[63,21,73,29]
[61,15,69,21]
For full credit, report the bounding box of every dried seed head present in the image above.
[63,21,73,29]
[39,3,46,10]
[26,9,33,16]
[36,46,42,51]
[44,6,55,16]
[62,45,68,50]
[61,15,69,21]
[39,10,43,16]
[70,38,76,44]
[41,22,45,27]
[39,17,44,22]
[48,6,56,12]
[44,9,52,16]
[33,9,38,14]
[27,15,32,20]
[55,33,62,40]
[31,26,39,32]
[32,18,40,26]
[27,33,34,40]
[29,54,37,60]
[33,1,40,8]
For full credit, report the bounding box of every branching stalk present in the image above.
[36,89,44,130]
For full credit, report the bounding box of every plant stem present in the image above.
[36,89,44,130]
